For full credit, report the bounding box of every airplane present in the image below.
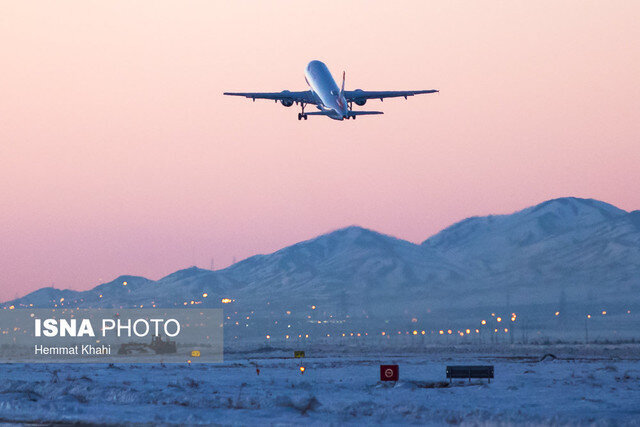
[224,60,438,121]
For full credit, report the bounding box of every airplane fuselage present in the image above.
[304,60,349,120]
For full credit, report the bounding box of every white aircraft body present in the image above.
[224,60,438,120]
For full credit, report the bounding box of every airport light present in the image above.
[412,330,418,335]
[266,335,270,339]
[555,311,560,316]
[587,314,591,319]
[421,330,426,335]
[123,281,127,286]
[439,330,444,335]
[602,311,607,315]
[447,329,452,334]
[496,317,502,322]
[311,305,316,310]
[299,366,305,374]
[202,293,208,298]
[504,328,508,333]
[481,320,486,325]
[466,329,471,334]
[381,331,386,336]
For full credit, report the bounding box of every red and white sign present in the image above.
[380,364,399,381]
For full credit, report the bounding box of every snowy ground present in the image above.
[1,345,640,425]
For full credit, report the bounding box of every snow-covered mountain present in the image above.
[4,197,639,342]
[223,226,468,305]
[423,197,627,258]
[422,198,640,307]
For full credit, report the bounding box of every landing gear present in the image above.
[298,103,308,120]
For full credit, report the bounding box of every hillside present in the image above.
[4,197,639,342]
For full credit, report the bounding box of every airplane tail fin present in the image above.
[340,71,346,95]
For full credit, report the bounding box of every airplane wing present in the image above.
[223,90,317,105]
[344,89,438,103]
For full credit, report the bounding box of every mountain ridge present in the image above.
[3,197,638,319]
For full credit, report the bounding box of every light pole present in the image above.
[585,314,591,344]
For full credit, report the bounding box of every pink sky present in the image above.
[1,1,639,301]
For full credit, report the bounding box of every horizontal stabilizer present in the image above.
[349,111,384,116]
[302,110,384,118]
[304,111,332,116]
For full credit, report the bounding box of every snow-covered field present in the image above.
[1,345,639,425]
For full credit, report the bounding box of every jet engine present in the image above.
[280,90,294,107]
[353,89,366,106]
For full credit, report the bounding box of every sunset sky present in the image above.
[1,1,639,300]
